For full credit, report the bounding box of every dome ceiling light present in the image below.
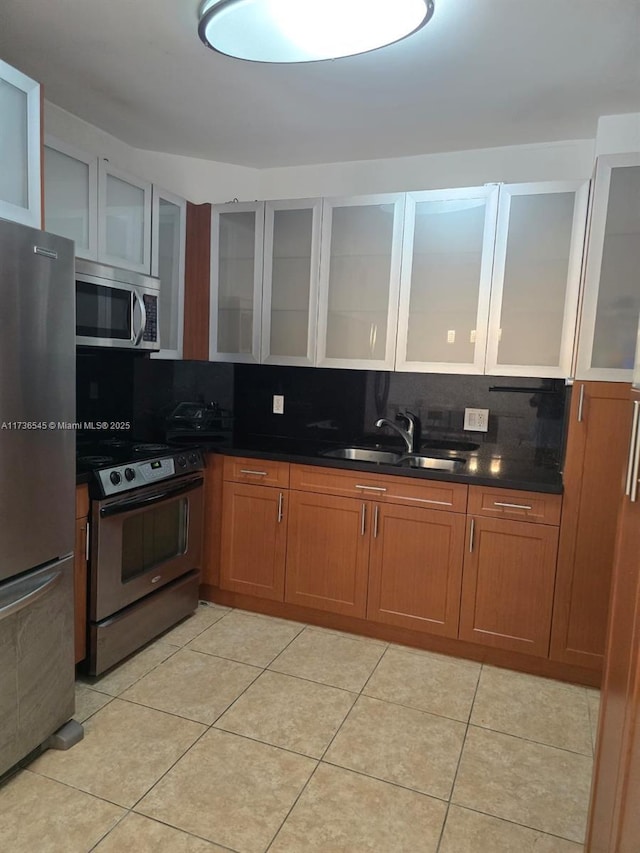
[198,0,435,63]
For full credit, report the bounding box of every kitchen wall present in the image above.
[45,101,596,204]
[119,358,567,470]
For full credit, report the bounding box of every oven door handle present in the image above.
[99,476,204,517]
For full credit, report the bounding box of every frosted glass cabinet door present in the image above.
[44,137,98,259]
[151,188,186,359]
[0,60,40,228]
[261,199,322,365]
[486,181,589,378]
[396,186,499,374]
[576,154,640,382]
[210,202,264,363]
[317,194,405,369]
[98,161,152,273]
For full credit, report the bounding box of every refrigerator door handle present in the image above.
[0,569,63,621]
[132,289,147,346]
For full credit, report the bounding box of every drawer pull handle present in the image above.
[423,499,453,507]
[277,492,284,523]
[494,502,533,511]
[240,469,268,477]
[356,484,387,492]
[361,503,367,536]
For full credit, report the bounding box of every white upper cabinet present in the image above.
[210,201,264,363]
[44,136,98,259]
[316,194,405,370]
[576,154,640,382]
[261,198,322,366]
[0,60,41,228]
[395,186,499,374]
[485,181,589,378]
[98,160,152,273]
[151,187,186,359]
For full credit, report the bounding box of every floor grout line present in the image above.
[8,606,595,852]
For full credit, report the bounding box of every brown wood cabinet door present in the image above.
[551,381,632,671]
[367,503,465,638]
[74,517,87,664]
[459,516,559,657]
[587,391,640,852]
[285,491,370,618]
[220,482,287,601]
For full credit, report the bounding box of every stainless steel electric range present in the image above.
[78,439,204,675]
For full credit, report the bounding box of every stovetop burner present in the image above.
[77,437,205,498]
[77,455,116,467]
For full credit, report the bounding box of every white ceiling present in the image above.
[0,0,639,168]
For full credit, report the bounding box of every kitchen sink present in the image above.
[319,447,467,472]
[320,447,403,464]
[398,455,466,471]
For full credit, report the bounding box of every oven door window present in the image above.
[77,281,131,339]
[121,498,187,582]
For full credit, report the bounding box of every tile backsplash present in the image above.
[76,353,568,469]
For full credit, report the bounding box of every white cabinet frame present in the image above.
[209,201,265,364]
[150,186,186,360]
[486,180,590,378]
[0,60,41,228]
[396,185,499,375]
[261,198,322,366]
[575,153,640,382]
[97,160,152,273]
[316,193,406,370]
[44,135,98,260]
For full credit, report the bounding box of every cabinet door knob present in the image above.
[361,503,367,537]
[469,518,475,553]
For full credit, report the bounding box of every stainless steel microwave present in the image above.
[75,259,160,350]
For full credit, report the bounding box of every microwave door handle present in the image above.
[132,289,147,346]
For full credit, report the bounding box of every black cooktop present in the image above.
[76,438,186,474]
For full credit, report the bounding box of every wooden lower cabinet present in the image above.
[551,381,632,672]
[367,503,465,638]
[74,485,89,665]
[587,388,640,852]
[459,516,559,657]
[285,491,370,618]
[220,482,287,601]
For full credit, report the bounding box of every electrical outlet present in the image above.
[464,407,489,432]
[447,329,456,344]
[272,394,284,415]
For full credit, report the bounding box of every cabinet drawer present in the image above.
[290,464,467,513]
[468,486,561,526]
[223,456,290,488]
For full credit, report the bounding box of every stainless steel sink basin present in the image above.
[398,455,466,471]
[320,447,403,464]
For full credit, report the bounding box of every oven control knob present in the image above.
[176,455,187,468]
[124,467,136,481]
[109,471,122,485]
[188,453,198,465]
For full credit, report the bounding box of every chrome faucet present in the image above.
[375,410,422,454]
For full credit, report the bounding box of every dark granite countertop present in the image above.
[200,435,563,495]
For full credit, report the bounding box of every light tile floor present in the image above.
[0,603,597,852]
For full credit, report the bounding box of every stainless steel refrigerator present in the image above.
[0,217,79,777]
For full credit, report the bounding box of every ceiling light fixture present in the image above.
[198,0,435,63]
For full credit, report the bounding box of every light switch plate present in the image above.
[464,407,489,432]
[273,394,284,415]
